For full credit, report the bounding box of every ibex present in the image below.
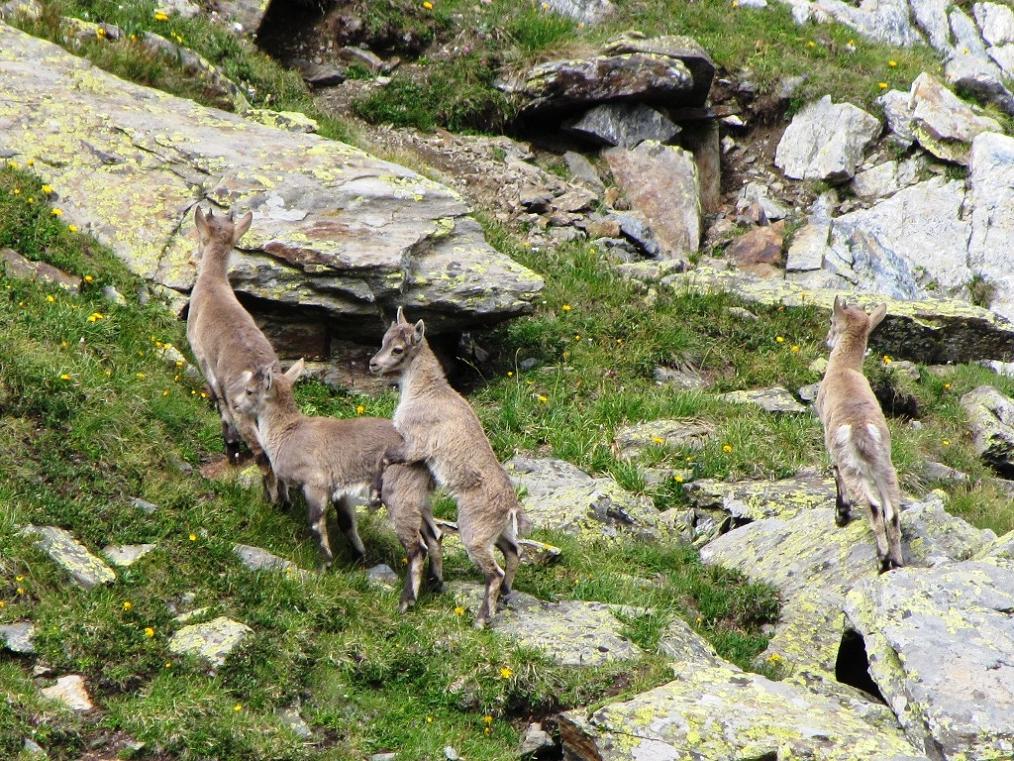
[238,359,442,610]
[816,296,903,572]
[369,307,531,628]
[186,206,280,502]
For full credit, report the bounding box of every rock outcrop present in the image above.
[774,95,881,182]
[0,24,543,343]
[961,385,1014,477]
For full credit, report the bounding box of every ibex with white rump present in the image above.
[369,307,531,628]
[238,359,442,610]
[186,206,280,502]
[816,296,903,572]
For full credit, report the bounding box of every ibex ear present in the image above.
[867,303,887,333]
[194,206,208,235]
[412,319,425,345]
[285,358,305,382]
[236,369,253,386]
[396,305,408,325]
[232,211,253,243]
[832,294,846,317]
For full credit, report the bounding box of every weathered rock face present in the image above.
[544,0,614,24]
[718,385,805,414]
[685,470,835,525]
[0,622,35,654]
[1,247,81,292]
[961,385,1014,477]
[40,675,94,713]
[633,265,1014,363]
[168,616,253,667]
[216,0,268,36]
[559,660,927,760]
[504,457,661,539]
[0,24,542,341]
[844,562,1014,760]
[20,525,115,589]
[612,418,713,460]
[774,96,881,182]
[563,102,679,148]
[967,132,1014,320]
[604,141,700,261]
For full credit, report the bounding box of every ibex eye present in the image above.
[392,347,404,355]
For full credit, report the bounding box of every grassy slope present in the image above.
[3,1,1014,759]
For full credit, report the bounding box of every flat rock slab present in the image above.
[20,525,115,589]
[564,102,680,148]
[845,562,1014,760]
[637,265,1014,363]
[101,543,156,567]
[41,675,93,712]
[718,385,806,414]
[701,495,994,675]
[0,622,35,654]
[1,248,81,292]
[0,25,542,335]
[233,543,305,576]
[685,470,836,523]
[448,582,718,667]
[504,456,661,540]
[559,660,926,760]
[961,385,1014,477]
[168,616,252,667]
[775,95,881,182]
[612,418,713,459]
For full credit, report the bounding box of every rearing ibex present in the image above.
[816,296,903,572]
[369,307,531,628]
[186,206,279,501]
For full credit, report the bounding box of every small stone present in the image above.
[563,151,605,193]
[809,357,829,374]
[101,544,156,567]
[233,544,302,575]
[719,386,806,414]
[519,357,539,371]
[774,95,880,182]
[728,221,785,272]
[129,497,158,514]
[365,563,399,588]
[519,722,555,756]
[736,181,790,221]
[564,102,680,148]
[798,383,820,403]
[785,223,829,272]
[652,365,709,389]
[0,622,36,654]
[727,306,758,321]
[370,754,397,761]
[1,248,81,292]
[443,746,460,761]
[168,616,253,667]
[614,419,714,459]
[101,284,126,305]
[19,525,115,589]
[22,738,46,757]
[276,704,313,739]
[40,675,93,712]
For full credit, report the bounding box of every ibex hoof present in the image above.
[367,488,383,508]
[878,558,903,574]
[835,513,852,528]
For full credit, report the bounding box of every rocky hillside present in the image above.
[2,0,1014,759]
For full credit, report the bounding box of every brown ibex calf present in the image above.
[369,307,531,628]
[186,207,279,501]
[816,296,904,572]
[238,359,442,610]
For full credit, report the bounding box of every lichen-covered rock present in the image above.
[685,470,836,524]
[612,418,713,459]
[961,385,1014,477]
[41,675,93,712]
[967,132,1014,322]
[101,543,156,567]
[975,529,1014,570]
[655,266,1014,363]
[504,457,661,540]
[844,562,1014,760]
[558,660,927,760]
[718,385,807,414]
[20,525,115,589]
[168,616,253,667]
[850,156,925,200]
[233,543,304,576]
[216,0,269,35]
[543,0,613,23]
[0,622,35,654]
[0,25,542,337]
[775,95,881,182]
[604,141,701,262]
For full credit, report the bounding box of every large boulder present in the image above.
[625,264,1014,363]
[558,660,927,760]
[844,562,1014,760]
[774,95,881,182]
[0,25,542,339]
[967,132,1014,320]
[961,385,1014,477]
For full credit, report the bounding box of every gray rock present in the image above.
[821,0,924,47]
[976,2,1014,46]
[563,151,605,192]
[980,359,1014,377]
[613,418,714,459]
[718,385,807,414]
[543,0,613,23]
[726,305,758,321]
[0,622,36,654]
[922,460,970,482]
[21,738,46,757]
[845,562,1014,760]
[101,543,156,567]
[232,544,303,575]
[365,563,399,588]
[519,722,555,757]
[0,26,542,338]
[40,675,93,712]
[798,381,820,402]
[961,385,1014,477]
[564,102,679,148]
[651,365,709,389]
[19,525,115,589]
[879,89,918,147]
[215,0,267,35]
[775,95,881,182]
[851,156,925,200]
[168,616,253,667]
[1,248,81,292]
[945,53,1014,117]
[504,456,661,539]
[905,73,1002,164]
[736,181,791,221]
[276,704,312,739]
[685,469,836,524]
[0,0,41,20]
[292,60,346,88]
[601,33,717,107]
[911,0,954,53]
[370,754,397,761]
[785,222,830,271]
[968,132,1014,322]
[657,615,723,665]
[613,212,663,258]
[558,660,926,760]
[605,141,701,261]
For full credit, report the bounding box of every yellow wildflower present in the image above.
[16,587,24,596]
[574,334,581,341]
[499,666,513,679]
[59,373,72,381]
[26,159,33,167]
[675,475,684,483]
[507,371,514,377]
[144,627,155,638]
[154,10,169,20]
[26,197,33,203]
[652,436,666,445]
[882,355,892,365]
[164,661,172,669]
[87,312,105,322]
[422,0,433,7]
[454,606,465,616]
[162,389,170,397]
[233,703,243,712]
[12,187,19,195]
[0,601,5,609]
[356,404,365,415]
[806,40,816,48]
[483,715,493,725]
[15,575,24,582]
[790,345,800,353]
[51,208,63,217]
[942,439,951,446]
[46,294,55,303]
[96,26,106,38]
[484,727,492,735]
[878,82,889,89]
[188,532,197,541]
[136,372,146,379]
[122,601,133,611]
[943,383,951,390]
[722,444,733,453]
[888,59,897,67]
[426,716,433,724]
[68,224,78,233]
[775,336,785,343]
[561,303,572,312]
[536,394,548,404]
[41,184,53,194]
[766,653,783,664]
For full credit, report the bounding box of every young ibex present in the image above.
[186,206,280,501]
[238,359,442,610]
[369,307,531,628]
[816,296,904,572]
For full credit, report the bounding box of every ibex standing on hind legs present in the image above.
[816,296,904,573]
[185,206,280,502]
[369,307,531,628]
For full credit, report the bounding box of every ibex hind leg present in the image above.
[399,539,426,613]
[422,515,444,592]
[469,544,505,629]
[495,532,520,604]
[879,481,904,572]
[334,495,367,564]
[832,465,853,527]
[304,485,334,571]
